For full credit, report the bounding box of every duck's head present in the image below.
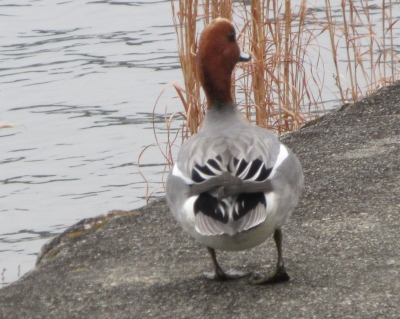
[197,18,250,107]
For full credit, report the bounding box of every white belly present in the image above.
[189,217,277,251]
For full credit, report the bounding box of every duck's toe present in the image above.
[251,265,290,285]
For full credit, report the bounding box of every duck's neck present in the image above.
[203,81,233,107]
[202,101,242,131]
[200,63,235,110]
[204,100,239,125]
[207,100,237,112]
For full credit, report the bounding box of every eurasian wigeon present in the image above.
[166,18,304,284]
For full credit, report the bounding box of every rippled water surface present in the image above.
[1,0,182,286]
[1,0,399,287]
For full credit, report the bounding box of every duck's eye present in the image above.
[228,31,236,42]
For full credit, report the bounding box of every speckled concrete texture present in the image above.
[1,82,399,319]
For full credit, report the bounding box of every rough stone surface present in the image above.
[1,82,400,319]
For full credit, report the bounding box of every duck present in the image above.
[166,18,304,284]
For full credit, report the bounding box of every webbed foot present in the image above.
[251,265,290,285]
[251,228,291,285]
[206,247,251,281]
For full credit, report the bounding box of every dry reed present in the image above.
[140,0,400,200]
[168,0,399,136]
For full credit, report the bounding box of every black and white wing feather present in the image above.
[170,128,289,237]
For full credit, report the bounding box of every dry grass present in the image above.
[140,0,400,200]
[167,0,399,137]
[238,0,321,133]
[321,0,400,100]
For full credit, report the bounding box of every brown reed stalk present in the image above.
[203,0,232,23]
[351,3,372,94]
[283,0,291,131]
[324,0,345,102]
[250,0,268,128]
[388,1,394,79]
[171,0,202,137]
[382,0,398,85]
[382,0,387,82]
[292,1,314,129]
[343,0,357,101]
[361,2,376,92]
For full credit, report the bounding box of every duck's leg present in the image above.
[204,247,251,281]
[252,228,290,285]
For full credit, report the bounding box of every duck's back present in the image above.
[166,108,303,244]
[177,110,281,177]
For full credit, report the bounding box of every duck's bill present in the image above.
[239,51,251,62]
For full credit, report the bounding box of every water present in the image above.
[1,0,399,287]
[0,0,182,286]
